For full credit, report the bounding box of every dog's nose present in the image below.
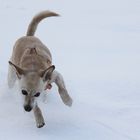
[24,105,32,112]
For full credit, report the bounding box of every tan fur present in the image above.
[10,36,52,70]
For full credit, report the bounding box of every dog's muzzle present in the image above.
[24,105,32,112]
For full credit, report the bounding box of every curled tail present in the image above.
[26,10,59,36]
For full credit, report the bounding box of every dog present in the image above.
[8,10,73,128]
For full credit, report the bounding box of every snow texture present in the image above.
[0,0,140,140]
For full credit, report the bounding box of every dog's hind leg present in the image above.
[51,71,73,107]
[33,105,45,128]
[7,65,17,88]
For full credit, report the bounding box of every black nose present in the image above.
[24,105,32,112]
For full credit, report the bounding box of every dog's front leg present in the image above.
[33,105,45,128]
[51,71,73,107]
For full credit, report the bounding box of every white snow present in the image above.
[0,0,140,140]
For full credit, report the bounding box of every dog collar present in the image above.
[44,83,52,90]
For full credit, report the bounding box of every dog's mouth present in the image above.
[24,105,32,112]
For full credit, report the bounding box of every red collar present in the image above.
[44,83,52,90]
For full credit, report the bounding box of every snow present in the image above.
[0,0,140,140]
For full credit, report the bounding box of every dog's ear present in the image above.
[39,65,55,81]
[9,61,26,76]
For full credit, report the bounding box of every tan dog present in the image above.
[8,10,73,128]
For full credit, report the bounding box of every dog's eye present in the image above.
[22,90,28,95]
[34,92,40,97]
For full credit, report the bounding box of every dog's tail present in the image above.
[26,10,59,36]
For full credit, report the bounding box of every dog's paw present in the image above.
[60,91,73,107]
[37,121,45,128]
[64,96,73,107]
[59,88,73,107]
[36,117,45,128]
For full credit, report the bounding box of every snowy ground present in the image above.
[0,0,140,140]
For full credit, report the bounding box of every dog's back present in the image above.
[10,11,59,70]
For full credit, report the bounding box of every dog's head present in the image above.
[9,61,55,112]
